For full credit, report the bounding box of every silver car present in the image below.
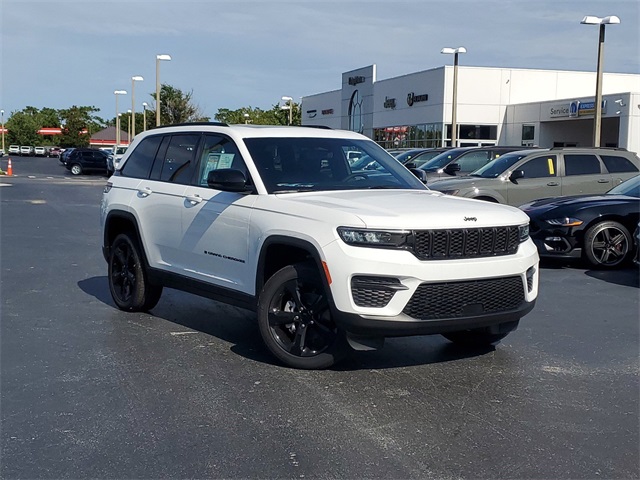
[430,147,640,206]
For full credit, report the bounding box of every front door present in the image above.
[506,154,561,206]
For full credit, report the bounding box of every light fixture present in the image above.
[156,54,172,126]
[441,47,466,148]
[580,15,620,147]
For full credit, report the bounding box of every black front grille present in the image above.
[412,227,520,260]
[403,276,525,320]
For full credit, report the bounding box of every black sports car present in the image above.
[520,174,640,269]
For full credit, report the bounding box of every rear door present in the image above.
[600,153,640,187]
[561,153,610,195]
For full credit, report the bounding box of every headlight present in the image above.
[518,224,530,242]
[546,217,584,227]
[337,227,410,248]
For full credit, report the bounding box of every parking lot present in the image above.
[1,156,638,479]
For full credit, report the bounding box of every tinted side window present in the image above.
[601,154,639,173]
[456,150,491,171]
[197,134,248,186]
[564,154,601,176]
[159,134,200,184]
[520,155,557,178]
[121,136,162,179]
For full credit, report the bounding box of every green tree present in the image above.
[148,84,209,126]
[214,102,300,126]
[58,106,103,148]
[5,109,41,146]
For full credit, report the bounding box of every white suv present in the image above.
[101,124,539,369]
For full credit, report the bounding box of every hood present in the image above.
[272,189,529,229]
[520,194,633,212]
[427,175,485,190]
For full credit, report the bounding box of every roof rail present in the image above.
[549,146,628,151]
[150,122,229,129]
[301,125,333,130]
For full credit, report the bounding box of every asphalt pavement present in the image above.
[1,156,638,479]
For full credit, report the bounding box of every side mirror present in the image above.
[444,163,461,175]
[404,162,416,169]
[410,168,428,183]
[207,169,248,192]
[510,170,525,184]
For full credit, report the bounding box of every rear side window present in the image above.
[159,134,200,184]
[520,155,557,178]
[121,136,162,179]
[564,154,601,176]
[600,155,639,173]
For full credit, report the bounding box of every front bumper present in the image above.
[333,299,535,337]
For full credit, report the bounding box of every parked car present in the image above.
[8,145,20,156]
[419,146,530,183]
[395,148,452,168]
[34,146,46,157]
[106,146,128,175]
[20,146,34,156]
[520,174,640,269]
[59,148,75,165]
[48,147,62,158]
[101,123,539,369]
[430,147,640,206]
[64,148,109,175]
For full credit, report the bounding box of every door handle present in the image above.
[138,187,152,197]
[185,194,202,205]
[597,179,610,183]
[547,182,559,186]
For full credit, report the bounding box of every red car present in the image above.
[48,147,62,158]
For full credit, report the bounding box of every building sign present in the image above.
[550,104,571,118]
[383,97,396,109]
[306,109,317,118]
[406,92,428,106]
[348,75,365,86]
[321,109,334,115]
[576,100,607,116]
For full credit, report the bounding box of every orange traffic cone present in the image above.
[6,158,12,176]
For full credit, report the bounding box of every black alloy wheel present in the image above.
[583,221,631,269]
[108,233,162,312]
[258,263,348,369]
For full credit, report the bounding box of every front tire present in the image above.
[583,220,631,269]
[257,263,348,369]
[70,163,82,175]
[108,233,162,312]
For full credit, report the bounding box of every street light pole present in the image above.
[281,96,293,125]
[156,54,172,127]
[441,47,466,147]
[127,110,132,144]
[1,109,5,154]
[581,15,620,147]
[114,90,127,147]
[142,102,148,132]
[131,76,143,139]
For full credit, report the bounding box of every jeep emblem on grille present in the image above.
[464,217,477,221]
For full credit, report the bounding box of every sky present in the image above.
[1,0,638,122]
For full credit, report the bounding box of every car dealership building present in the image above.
[301,64,640,153]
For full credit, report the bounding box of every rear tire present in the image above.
[257,263,348,369]
[108,233,162,312]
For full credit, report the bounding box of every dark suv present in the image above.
[64,148,109,175]
[419,146,532,184]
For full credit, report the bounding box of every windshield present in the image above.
[419,149,469,171]
[469,151,533,178]
[607,175,640,197]
[244,137,426,193]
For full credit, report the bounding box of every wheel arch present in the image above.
[256,235,333,302]
[578,212,639,244]
[103,210,146,264]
